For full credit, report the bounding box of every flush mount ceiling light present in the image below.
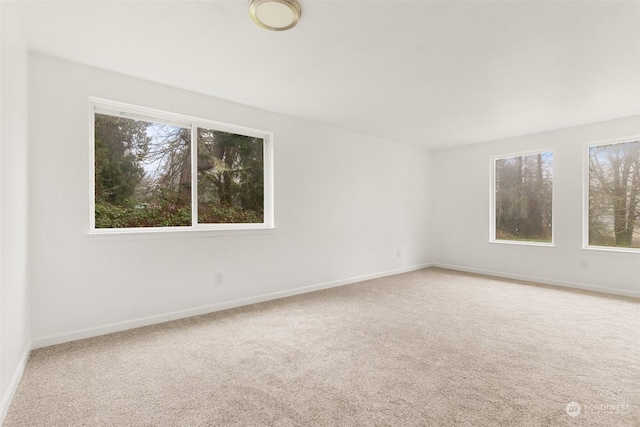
[249,0,301,31]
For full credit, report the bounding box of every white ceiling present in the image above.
[11,0,640,149]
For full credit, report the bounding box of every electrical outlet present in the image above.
[396,250,401,258]
[214,273,224,285]
[580,260,590,270]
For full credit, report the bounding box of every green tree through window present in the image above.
[494,152,553,242]
[197,127,264,224]
[589,140,640,249]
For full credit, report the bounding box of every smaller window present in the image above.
[491,151,553,243]
[587,139,640,250]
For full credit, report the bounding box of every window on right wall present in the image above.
[491,151,554,244]
[587,139,640,250]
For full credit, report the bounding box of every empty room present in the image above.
[1,0,639,426]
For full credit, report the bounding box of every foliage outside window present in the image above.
[588,139,640,249]
[493,151,553,243]
[91,99,272,232]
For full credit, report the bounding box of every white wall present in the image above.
[431,116,640,297]
[28,54,433,347]
[0,2,31,421]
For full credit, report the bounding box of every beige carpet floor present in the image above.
[4,268,639,426]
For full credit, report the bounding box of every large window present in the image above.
[90,99,273,233]
[491,151,553,243]
[587,139,639,250]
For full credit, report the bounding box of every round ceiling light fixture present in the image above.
[249,0,301,31]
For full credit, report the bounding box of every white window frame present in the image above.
[583,136,640,253]
[89,97,274,236]
[489,149,555,246]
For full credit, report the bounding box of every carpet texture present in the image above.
[4,268,639,426]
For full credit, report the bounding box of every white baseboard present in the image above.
[32,263,433,349]
[0,343,31,425]
[432,263,640,299]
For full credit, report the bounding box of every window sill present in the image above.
[489,239,555,247]
[582,246,640,255]
[87,226,275,241]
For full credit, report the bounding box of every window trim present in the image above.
[583,136,640,253]
[489,148,555,246]
[89,97,275,235]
